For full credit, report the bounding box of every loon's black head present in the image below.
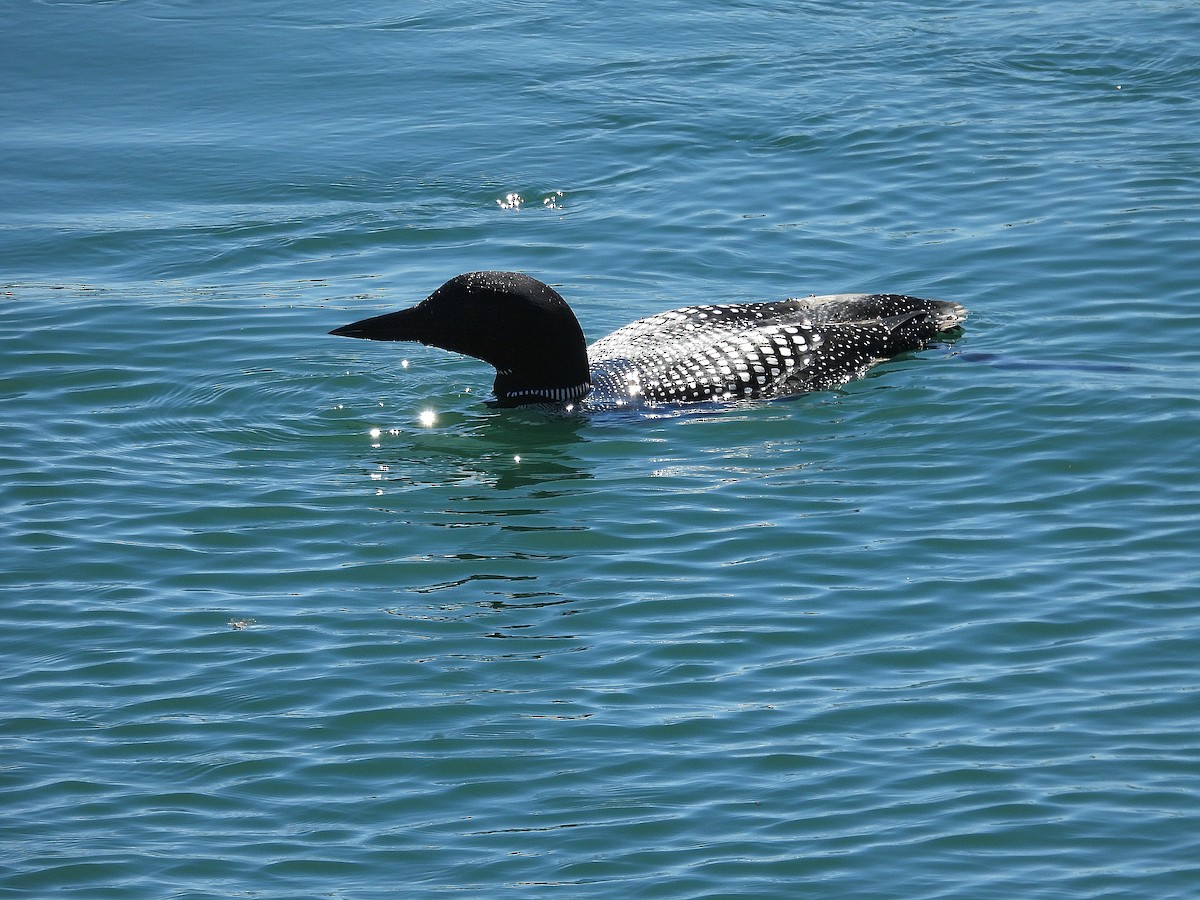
[330,271,592,407]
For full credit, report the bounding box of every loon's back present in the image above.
[584,293,966,409]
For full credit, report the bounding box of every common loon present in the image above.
[330,271,966,410]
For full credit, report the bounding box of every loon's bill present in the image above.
[330,271,966,410]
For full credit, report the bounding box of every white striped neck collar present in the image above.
[495,381,593,407]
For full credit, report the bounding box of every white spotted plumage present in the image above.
[581,294,964,409]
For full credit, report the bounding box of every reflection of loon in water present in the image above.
[330,271,967,410]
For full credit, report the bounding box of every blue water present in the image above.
[4,0,1200,896]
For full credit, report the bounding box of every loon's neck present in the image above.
[492,368,593,407]
[459,274,591,406]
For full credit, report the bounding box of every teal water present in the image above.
[4,0,1199,896]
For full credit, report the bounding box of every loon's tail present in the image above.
[789,293,966,333]
[787,295,966,392]
[931,300,968,332]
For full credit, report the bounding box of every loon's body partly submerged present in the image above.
[330,271,966,410]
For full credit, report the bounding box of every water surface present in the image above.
[3,0,1199,896]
